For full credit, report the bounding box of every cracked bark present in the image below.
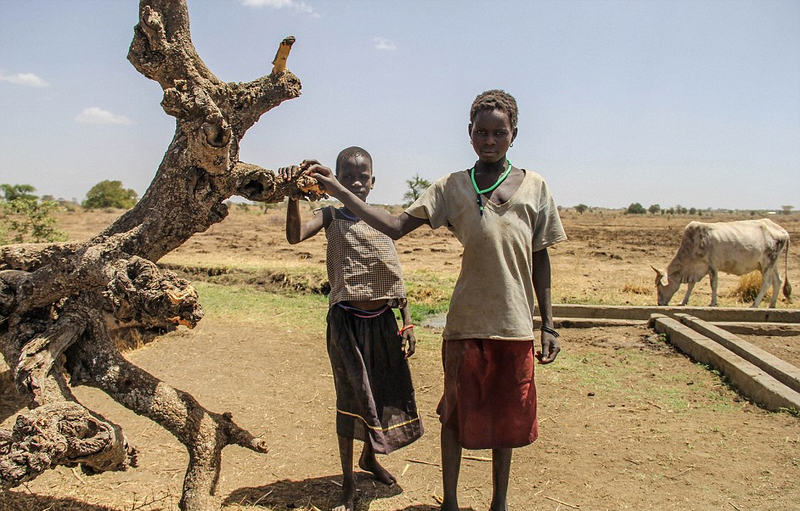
[0,1,320,509]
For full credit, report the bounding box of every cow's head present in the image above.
[652,265,680,306]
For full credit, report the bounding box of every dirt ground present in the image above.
[2,207,800,511]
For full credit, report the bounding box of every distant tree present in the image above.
[648,204,661,215]
[235,202,251,212]
[1,183,37,202]
[626,202,646,215]
[83,180,139,209]
[0,183,66,244]
[260,201,279,213]
[0,196,65,244]
[575,203,589,214]
[689,207,697,215]
[403,174,431,207]
[782,205,794,215]
[680,207,688,215]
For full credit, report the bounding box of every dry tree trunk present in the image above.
[0,1,322,509]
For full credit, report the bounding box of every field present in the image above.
[2,206,800,511]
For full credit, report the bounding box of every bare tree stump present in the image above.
[0,1,321,509]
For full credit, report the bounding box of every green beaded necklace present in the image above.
[470,159,512,215]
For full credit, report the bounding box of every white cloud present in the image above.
[75,107,134,126]
[0,71,49,88]
[241,0,320,18]
[373,37,397,51]
[295,1,319,17]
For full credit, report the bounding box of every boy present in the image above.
[281,146,423,511]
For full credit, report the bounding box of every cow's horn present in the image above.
[651,265,668,286]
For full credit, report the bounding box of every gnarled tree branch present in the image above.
[0,1,317,509]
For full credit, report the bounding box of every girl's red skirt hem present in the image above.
[437,338,538,450]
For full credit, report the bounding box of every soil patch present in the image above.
[4,320,799,511]
[737,333,800,369]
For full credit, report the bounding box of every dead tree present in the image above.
[0,1,323,509]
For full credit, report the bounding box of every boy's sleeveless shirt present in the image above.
[405,169,566,341]
[325,208,407,308]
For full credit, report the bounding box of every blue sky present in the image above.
[1,0,798,210]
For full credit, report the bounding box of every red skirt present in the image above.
[438,338,537,449]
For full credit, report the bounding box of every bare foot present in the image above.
[358,451,396,485]
[332,480,357,511]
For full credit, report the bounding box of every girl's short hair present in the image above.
[470,90,518,129]
[336,146,373,176]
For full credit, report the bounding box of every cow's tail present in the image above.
[783,236,792,302]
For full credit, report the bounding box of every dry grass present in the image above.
[729,271,765,303]
[621,281,651,295]
[53,206,800,309]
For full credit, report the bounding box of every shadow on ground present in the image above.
[391,506,477,511]
[226,473,409,510]
[227,474,481,511]
[1,491,120,511]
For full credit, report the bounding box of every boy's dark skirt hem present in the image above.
[438,338,538,450]
[328,305,423,455]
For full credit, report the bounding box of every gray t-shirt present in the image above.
[406,169,566,341]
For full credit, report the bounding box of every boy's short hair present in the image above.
[336,146,373,176]
[470,89,519,129]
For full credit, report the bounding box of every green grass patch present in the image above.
[543,349,739,413]
[195,282,328,335]
[188,264,457,327]
[546,351,623,392]
[169,264,454,324]
[195,281,446,341]
[405,269,455,322]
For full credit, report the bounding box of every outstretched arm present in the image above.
[304,161,427,239]
[280,166,324,244]
[533,248,560,364]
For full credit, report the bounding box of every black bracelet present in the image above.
[540,325,560,337]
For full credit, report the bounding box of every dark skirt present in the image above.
[327,304,423,454]
[438,338,538,449]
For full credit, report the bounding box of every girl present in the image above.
[303,90,566,511]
